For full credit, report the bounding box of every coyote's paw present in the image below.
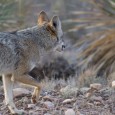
[7,101,26,114]
[31,87,40,103]
[31,95,39,104]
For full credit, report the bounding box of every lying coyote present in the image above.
[0,11,65,114]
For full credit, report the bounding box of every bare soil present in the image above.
[0,84,115,115]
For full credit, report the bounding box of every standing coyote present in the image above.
[0,11,65,114]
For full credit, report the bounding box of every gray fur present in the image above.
[0,25,59,75]
[1,11,64,114]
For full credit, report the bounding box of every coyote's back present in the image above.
[1,11,65,114]
[0,32,23,74]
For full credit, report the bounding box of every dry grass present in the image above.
[77,68,96,87]
[40,77,77,92]
[40,67,106,92]
[78,30,115,78]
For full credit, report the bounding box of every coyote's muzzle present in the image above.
[55,40,65,52]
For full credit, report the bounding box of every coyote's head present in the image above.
[37,11,65,51]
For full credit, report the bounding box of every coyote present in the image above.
[0,11,65,114]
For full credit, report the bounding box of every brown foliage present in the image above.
[79,30,115,77]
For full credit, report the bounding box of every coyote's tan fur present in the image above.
[0,11,64,114]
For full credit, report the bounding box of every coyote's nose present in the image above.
[55,41,66,52]
[62,44,65,50]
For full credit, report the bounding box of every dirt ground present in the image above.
[0,81,115,115]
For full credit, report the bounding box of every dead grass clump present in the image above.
[77,68,107,87]
[79,30,115,77]
[40,76,77,92]
[77,68,96,87]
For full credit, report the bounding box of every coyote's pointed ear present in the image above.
[50,16,62,31]
[38,11,49,25]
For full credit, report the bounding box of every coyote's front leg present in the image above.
[31,86,41,103]
[14,74,41,104]
[2,74,25,114]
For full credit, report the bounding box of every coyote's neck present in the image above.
[17,26,49,49]
[16,25,53,58]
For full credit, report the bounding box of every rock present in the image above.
[85,92,92,98]
[65,109,75,115]
[112,81,115,88]
[99,87,112,100]
[44,114,51,115]
[27,104,35,108]
[90,83,102,90]
[94,101,102,105]
[99,87,113,97]
[104,104,109,109]
[13,88,31,97]
[62,98,75,104]
[43,95,54,102]
[60,85,79,97]
[90,95,103,102]
[43,101,54,109]
[80,87,90,94]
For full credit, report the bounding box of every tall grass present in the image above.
[75,0,115,79]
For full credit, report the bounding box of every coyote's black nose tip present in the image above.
[62,44,65,50]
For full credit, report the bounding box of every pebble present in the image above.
[65,109,75,115]
[27,104,35,108]
[13,88,31,97]
[43,101,54,109]
[90,83,102,90]
[112,81,115,88]
[62,98,75,104]
[90,95,103,102]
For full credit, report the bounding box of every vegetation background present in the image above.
[0,0,115,114]
[1,0,115,91]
